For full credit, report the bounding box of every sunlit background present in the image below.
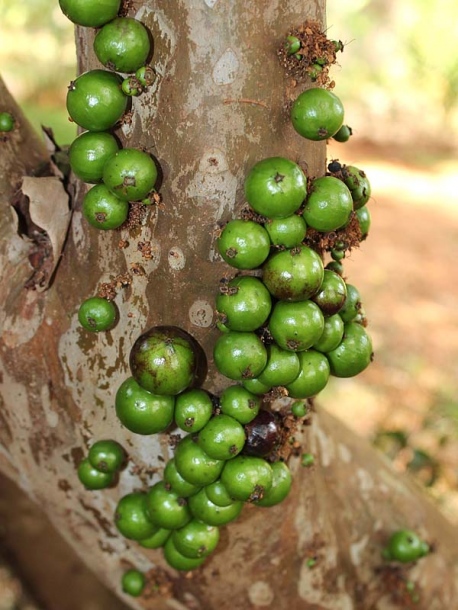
[1,0,457,524]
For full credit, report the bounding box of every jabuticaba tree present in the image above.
[1,2,458,609]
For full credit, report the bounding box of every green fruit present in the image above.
[332,124,352,143]
[82,184,128,230]
[121,77,141,97]
[254,461,292,507]
[264,214,307,248]
[138,527,171,549]
[291,88,344,141]
[219,385,261,424]
[356,205,371,238]
[121,569,145,597]
[258,343,301,387]
[268,300,324,352]
[88,439,125,473]
[383,530,430,563]
[326,322,373,377]
[213,331,267,380]
[114,492,157,540]
[129,326,202,396]
[94,18,151,73]
[313,313,344,353]
[244,157,307,218]
[77,458,114,490]
[163,537,205,571]
[198,414,246,460]
[103,148,158,202]
[204,480,234,507]
[303,176,353,232]
[342,166,371,209]
[285,35,301,55]
[59,0,121,27]
[285,349,330,398]
[312,269,347,316]
[69,131,119,184]
[216,276,272,332]
[262,245,324,301]
[115,377,175,435]
[78,296,118,332]
[66,70,127,131]
[136,66,155,87]
[221,456,273,502]
[0,111,15,132]
[291,401,308,417]
[172,520,220,559]
[146,482,192,530]
[164,459,201,498]
[217,219,271,270]
[241,378,272,395]
[188,489,243,526]
[339,284,362,323]
[174,388,214,433]
[174,435,224,487]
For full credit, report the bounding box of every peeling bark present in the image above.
[0,3,457,610]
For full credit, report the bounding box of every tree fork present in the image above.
[0,2,457,609]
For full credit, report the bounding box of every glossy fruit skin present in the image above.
[69,131,119,183]
[339,284,362,323]
[88,439,125,473]
[265,214,307,248]
[77,458,114,490]
[312,269,347,316]
[313,313,344,353]
[213,331,267,380]
[219,385,260,424]
[115,377,175,435]
[255,461,292,507]
[303,176,353,232]
[66,70,127,131]
[78,296,118,331]
[103,148,158,202]
[59,0,121,27]
[174,435,224,487]
[172,519,220,559]
[244,157,307,219]
[216,276,272,332]
[82,184,128,230]
[0,112,14,132]
[146,482,191,530]
[136,65,155,86]
[129,326,202,396]
[291,88,344,141]
[121,569,145,597]
[115,492,157,540]
[342,166,371,209]
[332,124,352,142]
[217,220,271,270]
[188,489,243,526]
[198,414,246,460]
[383,530,429,563]
[221,455,273,502]
[262,245,324,301]
[138,527,171,549]
[291,401,308,418]
[326,322,373,377]
[285,349,330,398]
[356,205,371,237]
[268,300,325,352]
[163,536,206,571]
[243,411,281,458]
[242,377,272,395]
[164,459,201,498]
[94,18,151,73]
[174,388,213,433]
[258,343,300,387]
[204,480,234,507]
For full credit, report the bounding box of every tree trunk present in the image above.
[1,2,457,610]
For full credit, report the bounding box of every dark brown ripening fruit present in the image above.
[243,410,281,458]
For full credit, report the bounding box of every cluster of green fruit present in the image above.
[109,326,291,573]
